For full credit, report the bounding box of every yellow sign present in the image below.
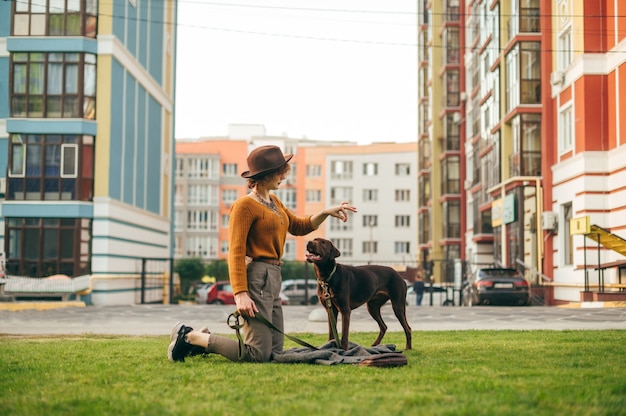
[491,198,503,227]
[570,216,590,235]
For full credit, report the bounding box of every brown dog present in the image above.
[306,238,412,351]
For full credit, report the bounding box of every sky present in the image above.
[174,1,418,145]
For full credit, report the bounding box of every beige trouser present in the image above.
[206,261,284,362]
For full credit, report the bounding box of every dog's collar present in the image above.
[327,264,337,282]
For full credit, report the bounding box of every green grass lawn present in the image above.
[1,330,625,416]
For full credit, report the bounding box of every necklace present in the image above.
[253,191,279,214]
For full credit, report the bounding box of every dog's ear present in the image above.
[331,244,341,259]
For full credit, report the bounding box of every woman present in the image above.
[168,145,357,362]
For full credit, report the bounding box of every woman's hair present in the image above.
[246,163,291,189]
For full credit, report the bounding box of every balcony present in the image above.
[509,151,541,177]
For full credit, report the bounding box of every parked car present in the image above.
[462,267,530,306]
[194,283,212,304]
[281,279,319,305]
[206,281,235,305]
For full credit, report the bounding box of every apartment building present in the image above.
[175,133,417,268]
[419,0,626,305]
[0,1,177,305]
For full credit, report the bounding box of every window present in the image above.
[174,210,183,232]
[363,189,378,202]
[362,215,378,227]
[222,163,238,176]
[441,156,460,195]
[562,202,573,266]
[221,214,229,228]
[395,215,410,227]
[557,27,572,72]
[362,241,378,254]
[7,134,94,201]
[329,219,353,232]
[394,242,410,255]
[222,189,237,205]
[187,184,218,205]
[445,70,460,107]
[274,188,296,210]
[220,240,229,254]
[11,52,96,119]
[187,210,217,231]
[443,27,459,64]
[5,217,91,277]
[13,0,97,37]
[175,158,184,178]
[419,174,430,206]
[363,162,378,176]
[186,236,218,258]
[520,0,540,33]
[187,158,219,179]
[559,105,573,153]
[174,185,184,205]
[331,238,353,257]
[505,42,540,110]
[283,240,296,261]
[306,164,321,177]
[443,200,461,238]
[330,187,353,205]
[306,189,321,202]
[330,160,353,180]
[395,189,410,202]
[395,163,410,176]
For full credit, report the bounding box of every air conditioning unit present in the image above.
[460,92,467,102]
[550,71,564,86]
[453,112,462,124]
[541,211,558,231]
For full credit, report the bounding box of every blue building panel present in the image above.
[0,2,11,36]
[126,2,137,57]
[109,59,125,200]
[149,5,164,86]
[123,72,136,205]
[146,96,161,214]
[2,203,94,218]
[136,87,147,209]
[6,119,97,135]
[0,58,8,119]
[7,37,97,54]
[138,3,149,69]
[0,138,8,178]
[112,0,126,43]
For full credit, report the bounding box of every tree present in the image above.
[280,261,309,281]
[174,258,205,296]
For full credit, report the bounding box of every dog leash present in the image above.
[228,311,319,361]
[317,276,341,349]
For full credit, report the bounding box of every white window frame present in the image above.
[558,104,573,154]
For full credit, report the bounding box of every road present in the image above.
[1,303,625,336]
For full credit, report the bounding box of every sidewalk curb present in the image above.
[557,301,626,309]
[0,301,86,312]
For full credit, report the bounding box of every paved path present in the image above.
[1,303,625,336]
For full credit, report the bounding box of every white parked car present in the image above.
[280,279,319,305]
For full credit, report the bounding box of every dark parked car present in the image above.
[462,268,530,306]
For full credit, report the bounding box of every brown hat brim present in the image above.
[241,154,293,179]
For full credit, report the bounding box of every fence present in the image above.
[136,258,174,304]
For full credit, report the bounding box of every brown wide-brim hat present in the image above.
[241,145,293,179]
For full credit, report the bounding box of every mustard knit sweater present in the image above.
[228,194,316,295]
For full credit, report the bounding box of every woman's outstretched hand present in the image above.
[324,201,357,222]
